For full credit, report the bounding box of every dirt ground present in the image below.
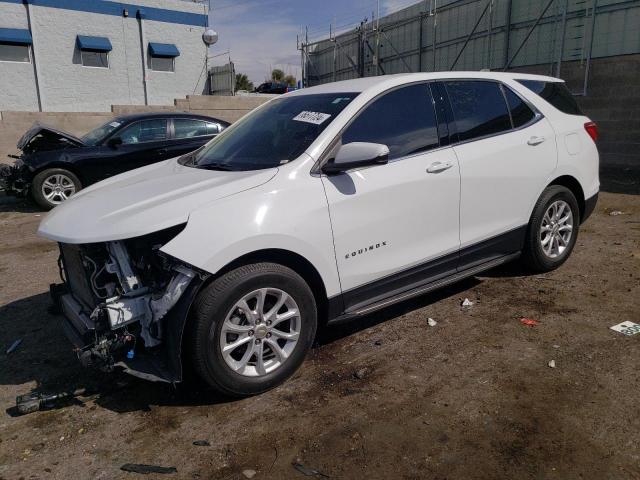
[1,178,639,479]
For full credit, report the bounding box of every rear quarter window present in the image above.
[517,80,583,116]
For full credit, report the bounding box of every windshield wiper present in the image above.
[198,162,235,171]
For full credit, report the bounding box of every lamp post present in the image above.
[202,28,219,94]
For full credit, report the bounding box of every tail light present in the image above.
[584,121,598,142]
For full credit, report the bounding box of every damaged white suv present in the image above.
[39,72,599,396]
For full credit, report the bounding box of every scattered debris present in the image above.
[548,360,556,368]
[192,440,210,447]
[461,298,474,309]
[609,210,624,216]
[427,318,438,327]
[353,368,368,380]
[610,321,640,336]
[292,462,330,477]
[553,344,561,349]
[6,338,22,354]
[242,469,257,479]
[520,318,539,327]
[120,464,177,475]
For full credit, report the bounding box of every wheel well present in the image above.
[215,249,329,323]
[548,175,585,221]
[32,164,85,187]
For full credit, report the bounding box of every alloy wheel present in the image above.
[41,173,76,204]
[219,288,301,377]
[540,200,573,259]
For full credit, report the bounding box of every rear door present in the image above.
[321,82,461,311]
[164,118,221,158]
[442,80,557,267]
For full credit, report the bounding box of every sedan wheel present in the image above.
[41,173,77,205]
[539,200,574,259]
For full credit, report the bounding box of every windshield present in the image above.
[188,92,358,171]
[81,119,123,146]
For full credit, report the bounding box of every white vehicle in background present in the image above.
[38,72,599,396]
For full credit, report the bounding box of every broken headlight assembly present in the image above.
[51,224,202,374]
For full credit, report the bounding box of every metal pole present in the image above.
[450,0,491,70]
[24,2,43,111]
[503,0,556,71]
[331,19,337,82]
[418,13,423,71]
[582,0,597,95]
[487,0,493,70]
[556,0,568,77]
[375,0,381,75]
[432,0,437,71]
[137,11,149,105]
[503,0,513,69]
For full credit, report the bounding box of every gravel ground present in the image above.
[0,187,639,480]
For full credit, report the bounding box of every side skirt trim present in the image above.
[327,252,520,325]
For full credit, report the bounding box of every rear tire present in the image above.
[522,185,580,272]
[32,168,81,210]
[188,263,317,397]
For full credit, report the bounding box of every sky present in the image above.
[207,0,418,85]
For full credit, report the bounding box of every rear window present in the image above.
[516,80,583,116]
[501,85,536,128]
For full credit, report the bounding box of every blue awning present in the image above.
[148,42,180,57]
[0,28,33,45]
[76,35,112,52]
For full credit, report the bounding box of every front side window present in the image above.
[150,56,174,72]
[0,43,30,62]
[502,86,536,128]
[190,93,358,171]
[342,83,439,160]
[445,80,512,142]
[119,119,168,144]
[81,50,108,68]
[174,119,218,139]
[516,80,582,116]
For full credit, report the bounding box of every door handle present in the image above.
[527,136,545,146]
[426,161,453,173]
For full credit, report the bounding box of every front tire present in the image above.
[522,185,580,272]
[31,168,81,210]
[188,263,317,397]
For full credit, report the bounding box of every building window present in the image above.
[0,28,32,63]
[148,42,179,72]
[77,35,112,69]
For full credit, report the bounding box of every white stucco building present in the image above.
[0,0,209,112]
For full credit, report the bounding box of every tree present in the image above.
[283,74,296,87]
[271,69,285,82]
[235,73,253,92]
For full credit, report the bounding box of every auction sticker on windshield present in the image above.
[293,111,331,125]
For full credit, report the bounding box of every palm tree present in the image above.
[235,73,254,92]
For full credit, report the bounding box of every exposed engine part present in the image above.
[104,296,150,329]
[107,241,142,292]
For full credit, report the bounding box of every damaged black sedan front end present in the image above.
[50,226,208,383]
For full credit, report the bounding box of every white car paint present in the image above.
[38,71,599,304]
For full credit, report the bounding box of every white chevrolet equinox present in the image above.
[39,72,599,396]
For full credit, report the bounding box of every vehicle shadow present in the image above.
[0,263,523,415]
[0,195,41,213]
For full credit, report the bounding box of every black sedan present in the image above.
[1,112,229,209]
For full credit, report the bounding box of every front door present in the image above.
[321,83,461,312]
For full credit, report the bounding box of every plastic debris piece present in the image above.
[292,462,330,477]
[127,349,135,359]
[193,440,210,446]
[548,360,556,368]
[520,318,539,327]
[242,469,257,479]
[120,463,177,474]
[609,210,624,216]
[610,321,640,336]
[427,318,437,327]
[461,298,474,308]
[6,338,23,354]
[353,368,368,380]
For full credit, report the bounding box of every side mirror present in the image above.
[107,136,123,148]
[322,142,389,175]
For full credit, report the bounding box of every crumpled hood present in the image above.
[38,158,278,244]
[17,122,85,152]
